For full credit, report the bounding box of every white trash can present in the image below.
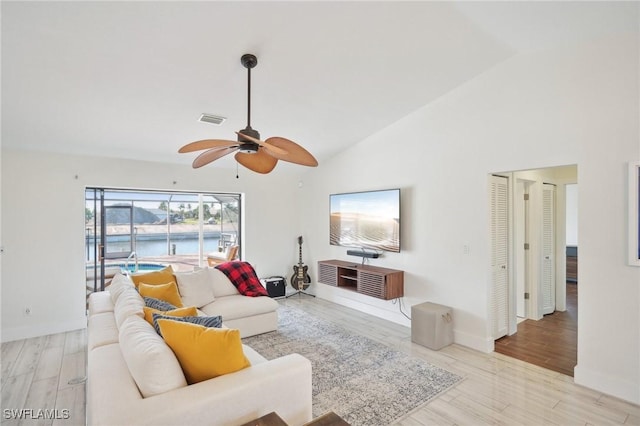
[411,302,453,350]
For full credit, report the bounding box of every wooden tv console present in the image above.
[317,259,404,300]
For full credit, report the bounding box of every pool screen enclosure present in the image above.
[84,188,242,293]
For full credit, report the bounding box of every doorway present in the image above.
[490,165,578,375]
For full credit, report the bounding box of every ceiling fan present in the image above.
[179,54,318,174]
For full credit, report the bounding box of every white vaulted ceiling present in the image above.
[2,1,637,171]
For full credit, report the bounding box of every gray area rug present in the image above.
[243,303,462,425]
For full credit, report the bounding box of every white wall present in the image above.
[299,32,639,403]
[566,184,578,246]
[0,150,300,342]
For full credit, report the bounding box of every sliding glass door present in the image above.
[85,188,242,297]
[104,204,134,259]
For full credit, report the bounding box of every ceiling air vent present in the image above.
[198,113,226,126]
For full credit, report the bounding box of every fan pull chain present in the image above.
[236,161,239,179]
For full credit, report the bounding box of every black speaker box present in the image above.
[347,249,380,258]
[261,277,286,298]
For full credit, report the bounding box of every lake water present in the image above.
[86,237,221,261]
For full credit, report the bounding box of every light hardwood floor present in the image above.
[1,328,86,426]
[2,297,639,426]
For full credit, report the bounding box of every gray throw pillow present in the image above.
[144,296,177,311]
[152,313,223,336]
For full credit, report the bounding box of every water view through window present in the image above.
[85,188,242,293]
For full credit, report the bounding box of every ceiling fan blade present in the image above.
[235,131,288,156]
[192,147,238,168]
[260,141,290,157]
[234,150,278,174]
[264,137,318,167]
[179,139,237,153]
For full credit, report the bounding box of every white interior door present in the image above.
[514,180,527,318]
[541,183,556,315]
[491,175,509,339]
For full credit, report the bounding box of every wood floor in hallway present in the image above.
[494,282,578,377]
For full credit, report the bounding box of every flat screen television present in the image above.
[330,189,400,253]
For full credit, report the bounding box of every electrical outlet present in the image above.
[24,307,31,316]
[463,244,470,255]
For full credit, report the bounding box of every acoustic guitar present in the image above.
[291,236,311,290]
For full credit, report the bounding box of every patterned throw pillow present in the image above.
[152,313,223,336]
[215,261,268,297]
[143,297,177,311]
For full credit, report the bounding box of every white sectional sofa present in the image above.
[86,267,313,426]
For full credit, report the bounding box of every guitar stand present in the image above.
[285,289,316,298]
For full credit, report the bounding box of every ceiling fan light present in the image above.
[238,143,258,154]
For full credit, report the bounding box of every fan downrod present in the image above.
[241,54,257,69]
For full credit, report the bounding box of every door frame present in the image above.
[491,166,576,342]
[541,183,557,315]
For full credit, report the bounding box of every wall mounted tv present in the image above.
[330,188,400,253]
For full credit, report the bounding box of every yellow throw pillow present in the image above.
[143,306,197,325]
[131,265,175,288]
[157,320,250,384]
[138,282,184,308]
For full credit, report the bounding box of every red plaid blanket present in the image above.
[215,261,268,297]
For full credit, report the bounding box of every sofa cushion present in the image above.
[114,287,145,328]
[157,320,250,384]
[175,269,215,308]
[118,315,187,397]
[88,312,119,350]
[215,261,268,297]
[143,306,198,325]
[198,294,278,321]
[109,273,135,304]
[208,267,239,297]
[88,291,114,316]
[139,282,184,308]
[130,265,175,288]
[143,296,177,311]
[152,313,222,336]
[241,344,268,365]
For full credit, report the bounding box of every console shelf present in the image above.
[317,259,404,300]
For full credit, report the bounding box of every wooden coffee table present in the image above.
[304,411,350,425]
[241,411,349,426]
[240,412,287,426]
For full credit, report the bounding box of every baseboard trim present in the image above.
[1,318,87,343]
[454,330,494,353]
[315,286,411,328]
[315,285,493,353]
[574,364,640,405]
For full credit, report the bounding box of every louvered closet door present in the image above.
[541,183,556,315]
[491,175,509,339]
